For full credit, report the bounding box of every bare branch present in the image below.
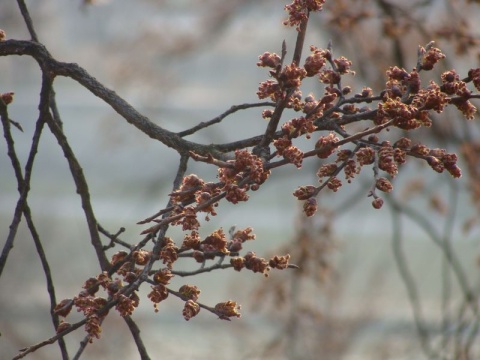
[177,102,275,137]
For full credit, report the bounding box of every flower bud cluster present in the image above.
[281,116,317,139]
[257,49,308,99]
[183,300,200,321]
[257,52,281,70]
[421,46,446,71]
[440,69,477,120]
[334,56,354,75]
[356,146,375,166]
[326,177,342,192]
[283,145,304,168]
[179,284,201,301]
[115,292,139,317]
[228,227,255,253]
[283,0,326,30]
[148,285,169,313]
[423,150,462,178]
[169,151,270,230]
[293,185,317,200]
[153,268,173,285]
[218,149,270,203]
[304,46,328,76]
[378,142,399,177]
[269,254,291,269]
[215,300,241,319]
[229,250,290,277]
[303,197,318,216]
[201,228,229,254]
[244,251,270,276]
[468,68,480,91]
[181,231,201,250]
[376,177,393,193]
[412,80,447,114]
[315,132,339,158]
[316,163,338,177]
[171,174,204,203]
[158,236,179,268]
[279,63,307,89]
[257,79,283,102]
[54,269,143,339]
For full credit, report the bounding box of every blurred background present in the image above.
[1,1,480,359]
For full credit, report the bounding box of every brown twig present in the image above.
[45,103,111,271]
[177,102,275,137]
[189,151,235,167]
[99,225,129,250]
[123,316,151,360]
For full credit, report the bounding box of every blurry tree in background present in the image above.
[1,1,480,359]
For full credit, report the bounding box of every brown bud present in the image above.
[54,299,73,317]
[1,92,14,105]
[375,177,393,193]
[56,321,71,334]
[372,197,384,209]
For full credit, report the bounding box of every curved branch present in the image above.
[177,102,275,137]
[0,40,224,158]
[45,103,111,271]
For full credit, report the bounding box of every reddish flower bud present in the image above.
[1,92,14,105]
[372,197,384,209]
[293,185,317,200]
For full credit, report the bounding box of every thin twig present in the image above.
[26,74,69,360]
[189,151,235,167]
[72,334,90,360]
[439,180,458,355]
[253,16,309,158]
[171,262,298,277]
[389,199,436,359]
[292,13,309,66]
[177,102,275,137]
[388,196,477,316]
[16,0,39,41]
[98,225,129,250]
[45,103,110,271]
[0,40,225,159]
[123,316,151,360]
[266,120,394,170]
[13,321,86,360]
[0,100,25,275]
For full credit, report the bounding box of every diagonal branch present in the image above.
[123,316,151,360]
[0,101,25,276]
[177,102,275,137]
[389,202,436,358]
[44,92,110,271]
[253,15,309,158]
[0,40,224,158]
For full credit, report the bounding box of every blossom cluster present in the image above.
[53,272,139,340]
[257,38,474,215]
[283,0,326,30]
[54,219,292,337]
[257,43,356,169]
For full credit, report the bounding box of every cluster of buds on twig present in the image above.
[54,221,294,338]
[255,24,473,215]
[49,0,479,345]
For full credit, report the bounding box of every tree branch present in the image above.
[177,102,275,137]
[44,90,110,271]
